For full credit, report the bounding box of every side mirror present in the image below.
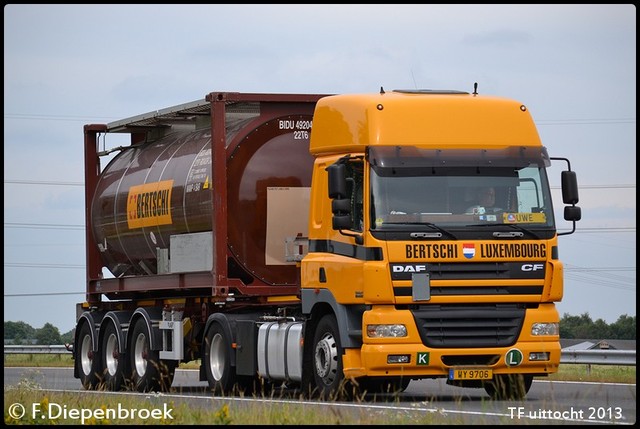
[332,198,352,229]
[328,163,347,199]
[561,170,579,205]
[564,206,582,222]
[552,157,582,236]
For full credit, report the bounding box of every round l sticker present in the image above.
[505,348,523,367]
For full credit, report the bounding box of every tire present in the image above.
[484,374,533,400]
[129,318,175,392]
[100,321,126,391]
[76,322,101,390]
[310,314,346,399]
[203,323,237,394]
[202,323,261,395]
[202,322,256,395]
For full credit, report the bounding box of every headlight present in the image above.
[366,324,407,338]
[531,322,559,336]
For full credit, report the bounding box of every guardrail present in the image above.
[4,345,72,355]
[4,345,637,366]
[560,349,636,366]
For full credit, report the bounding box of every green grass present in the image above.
[4,353,75,368]
[549,363,635,383]
[4,386,469,425]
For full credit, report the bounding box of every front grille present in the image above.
[390,262,546,281]
[412,304,526,348]
[391,261,545,298]
[394,285,543,296]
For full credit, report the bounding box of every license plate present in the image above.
[448,368,493,380]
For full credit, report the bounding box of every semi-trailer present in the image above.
[75,87,580,399]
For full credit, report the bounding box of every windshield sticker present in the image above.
[504,212,547,223]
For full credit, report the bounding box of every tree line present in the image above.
[559,313,635,340]
[4,312,636,346]
[4,321,73,345]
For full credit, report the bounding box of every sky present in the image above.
[4,4,636,334]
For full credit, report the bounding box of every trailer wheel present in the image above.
[203,323,237,394]
[129,318,175,392]
[76,322,101,390]
[484,374,533,400]
[311,314,345,399]
[100,322,126,391]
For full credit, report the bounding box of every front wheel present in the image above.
[484,374,533,400]
[310,315,346,399]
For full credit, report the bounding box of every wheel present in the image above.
[204,322,247,395]
[129,318,175,392]
[310,314,346,399]
[484,374,533,400]
[76,322,101,390]
[100,321,126,391]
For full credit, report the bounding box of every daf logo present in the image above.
[521,263,544,271]
[393,264,427,273]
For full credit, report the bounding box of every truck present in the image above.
[74,86,581,400]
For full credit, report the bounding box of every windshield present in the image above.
[369,147,555,230]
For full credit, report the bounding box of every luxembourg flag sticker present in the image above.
[463,243,476,259]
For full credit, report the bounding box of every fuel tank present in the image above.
[91,113,314,286]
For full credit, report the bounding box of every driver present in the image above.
[466,186,502,214]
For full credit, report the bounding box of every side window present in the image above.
[346,161,364,231]
[517,179,542,212]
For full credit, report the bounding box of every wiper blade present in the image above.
[465,223,540,239]
[504,223,540,239]
[390,222,457,239]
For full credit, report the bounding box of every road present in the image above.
[4,367,636,425]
